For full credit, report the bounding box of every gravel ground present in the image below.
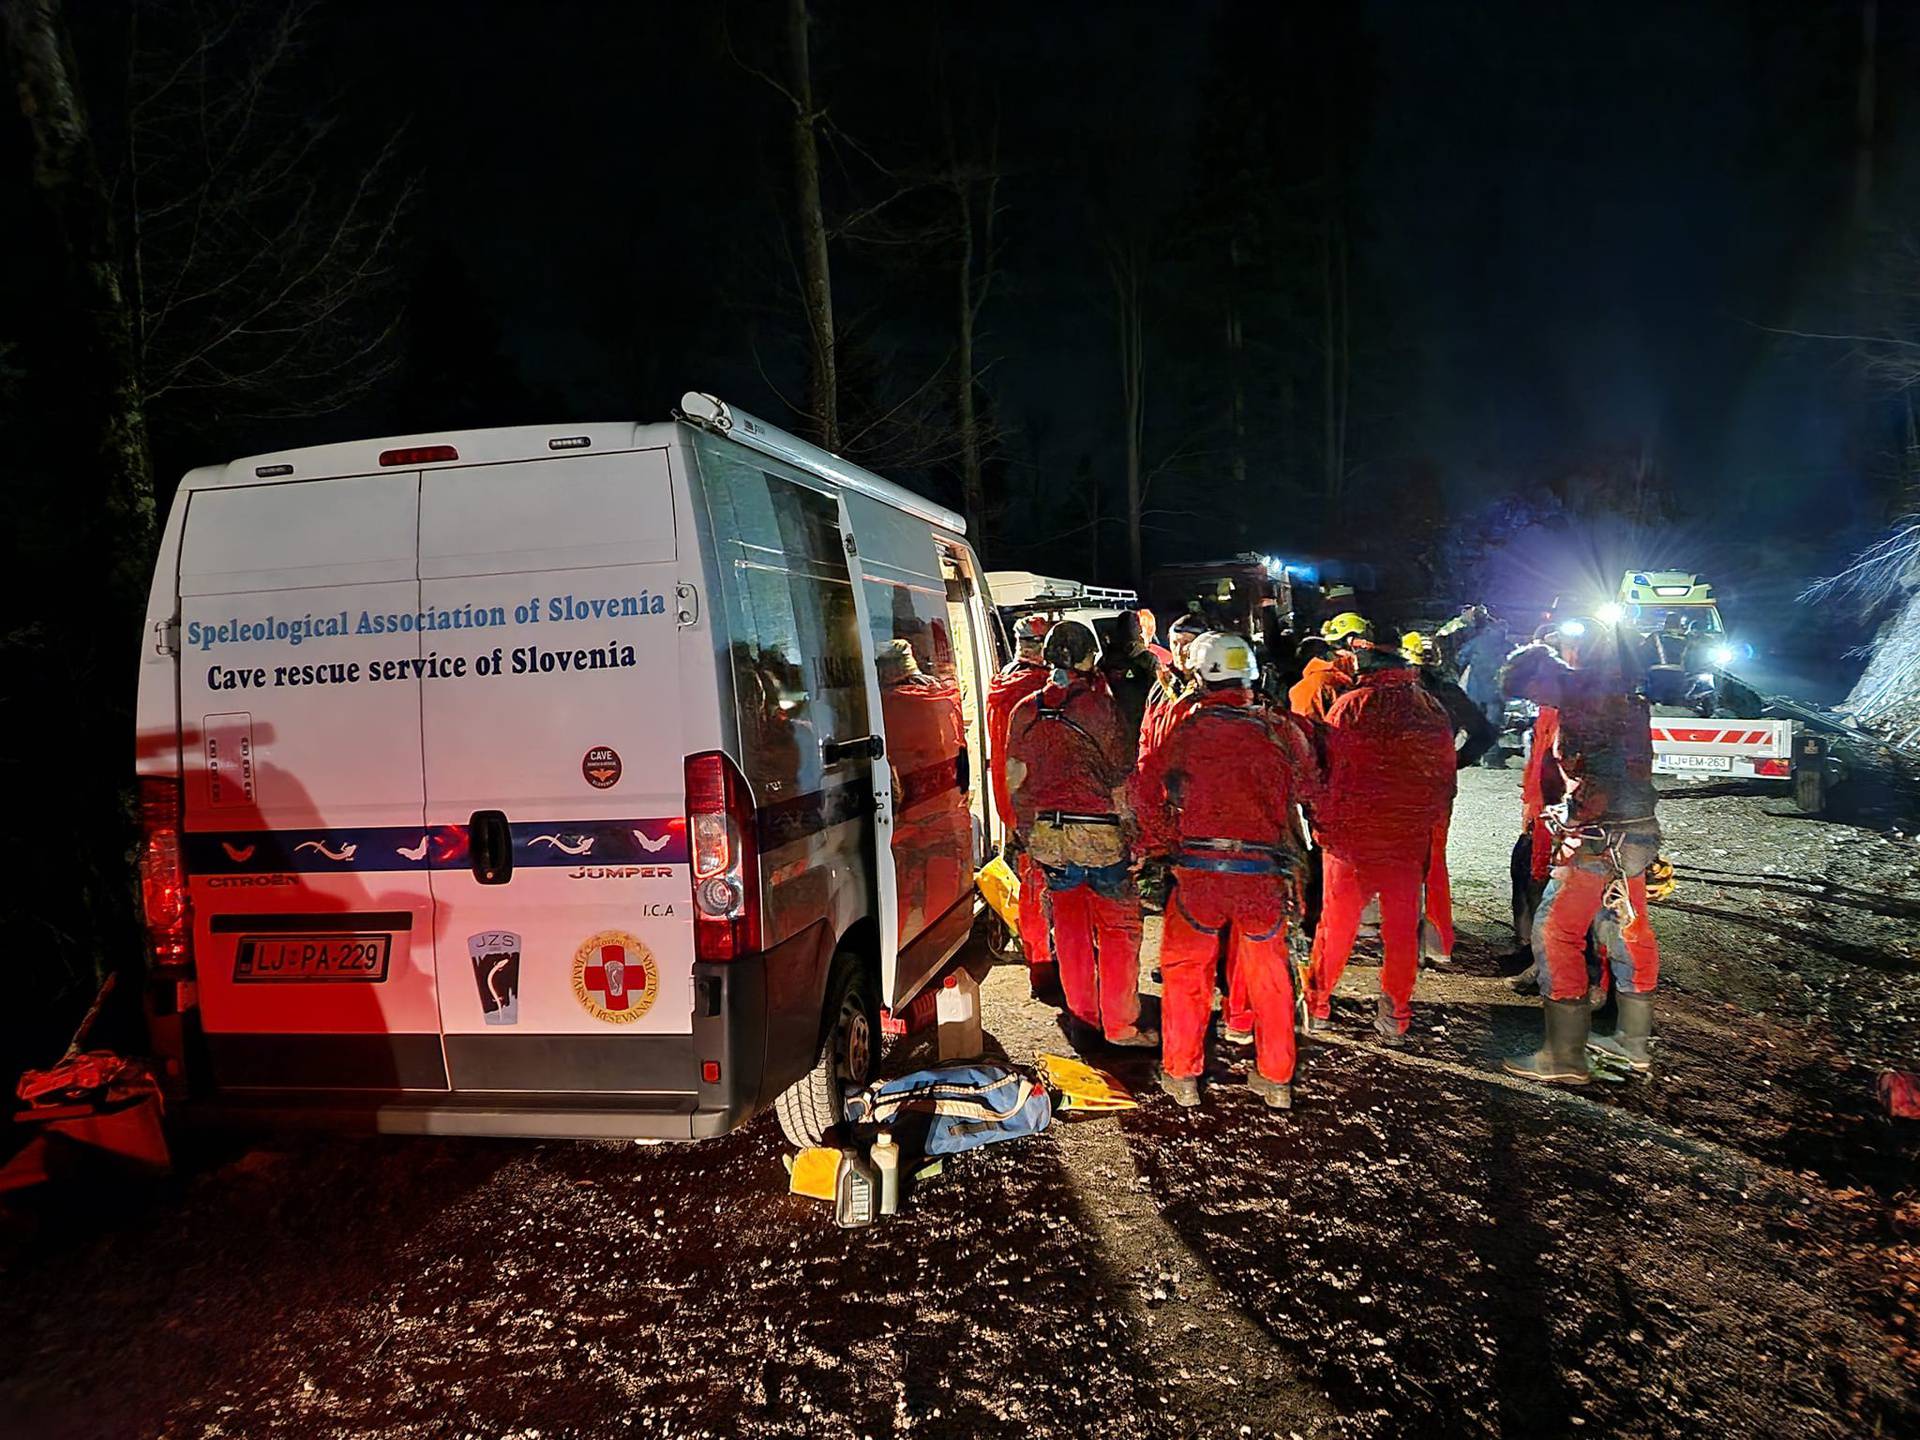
[2,769,1916,1439]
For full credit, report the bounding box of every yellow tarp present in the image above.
[1040,1053,1138,1112]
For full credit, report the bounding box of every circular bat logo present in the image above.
[582,745,623,790]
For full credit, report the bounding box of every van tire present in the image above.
[774,951,878,1148]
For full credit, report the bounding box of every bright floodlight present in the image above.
[1559,619,1586,637]
[1710,644,1735,667]
[1597,602,1625,624]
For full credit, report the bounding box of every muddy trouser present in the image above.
[1162,866,1296,1083]
[1016,853,1053,968]
[1307,855,1424,1030]
[1534,827,1662,1001]
[1041,860,1143,1040]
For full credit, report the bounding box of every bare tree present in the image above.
[8,0,410,577]
[6,0,155,602]
[942,113,1003,555]
[120,0,412,423]
[1107,235,1148,584]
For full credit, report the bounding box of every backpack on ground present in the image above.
[843,1064,1052,1155]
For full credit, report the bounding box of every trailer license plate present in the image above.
[1659,754,1732,774]
[233,933,392,982]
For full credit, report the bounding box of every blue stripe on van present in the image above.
[184,818,687,874]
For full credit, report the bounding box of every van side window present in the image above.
[698,438,869,802]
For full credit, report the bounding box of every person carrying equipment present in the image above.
[989,615,1058,995]
[1133,632,1321,1108]
[1006,620,1158,1049]
[1498,622,1662,1084]
[1304,635,1458,1042]
[1403,631,1496,966]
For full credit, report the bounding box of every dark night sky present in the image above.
[140,1,1920,572]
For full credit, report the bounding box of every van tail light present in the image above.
[138,779,192,972]
[685,751,760,962]
[1753,757,1790,778]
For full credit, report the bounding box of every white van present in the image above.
[133,395,1005,1144]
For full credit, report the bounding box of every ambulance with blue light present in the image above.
[1599,571,1796,787]
[134,395,1004,1145]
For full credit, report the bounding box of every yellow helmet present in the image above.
[1644,854,1677,901]
[1401,631,1434,665]
[1322,611,1372,643]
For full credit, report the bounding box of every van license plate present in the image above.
[1658,754,1732,773]
[234,934,392,982]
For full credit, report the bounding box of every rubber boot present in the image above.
[1029,961,1062,1004]
[1156,1068,1201,1108]
[1106,1025,1161,1049]
[1247,1071,1293,1110]
[1508,961,1540,995]
[1587,991,1655,1072]
[1502,997,1592,1085]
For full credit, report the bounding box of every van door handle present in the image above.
[822,734,885,766]
[470,810,513,884]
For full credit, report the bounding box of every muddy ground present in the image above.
[2,769,1916,1439]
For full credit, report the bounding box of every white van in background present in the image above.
[134,395,1004,1144]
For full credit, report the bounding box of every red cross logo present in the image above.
[581,942,647,1011]
[573,930,659,1023]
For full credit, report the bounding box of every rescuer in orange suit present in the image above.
[988,615,1057,995]
[1304,635,1458,1042]
[1005,620,1157,1049]
[1139,613,1208,760]
[1499,622,1663,1084]
[1134,632,1321,1108]
[1289,620,1362,723]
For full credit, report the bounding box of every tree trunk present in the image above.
[956,185,986,556]
[1854,0,1877,228]
[1114,252,1147,586]
[1227,235,1247,490]
[1320,216,1338,502]
[7,0,156,599]
[786,0,837,451]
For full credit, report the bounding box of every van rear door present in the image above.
[177,472,444,1091]
[416,449,693,1095]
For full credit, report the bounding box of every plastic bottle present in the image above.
[834,1145,878,1228]
[871,1130,901,1216]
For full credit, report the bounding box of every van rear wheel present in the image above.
[774,951,878,1148]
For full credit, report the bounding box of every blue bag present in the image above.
[843,1063,1052,1155]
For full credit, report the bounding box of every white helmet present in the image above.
[1189,631,1258,686]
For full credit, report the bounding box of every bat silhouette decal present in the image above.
[221,842,256,863]
[395,836,430,861]
[632,829,672,853]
